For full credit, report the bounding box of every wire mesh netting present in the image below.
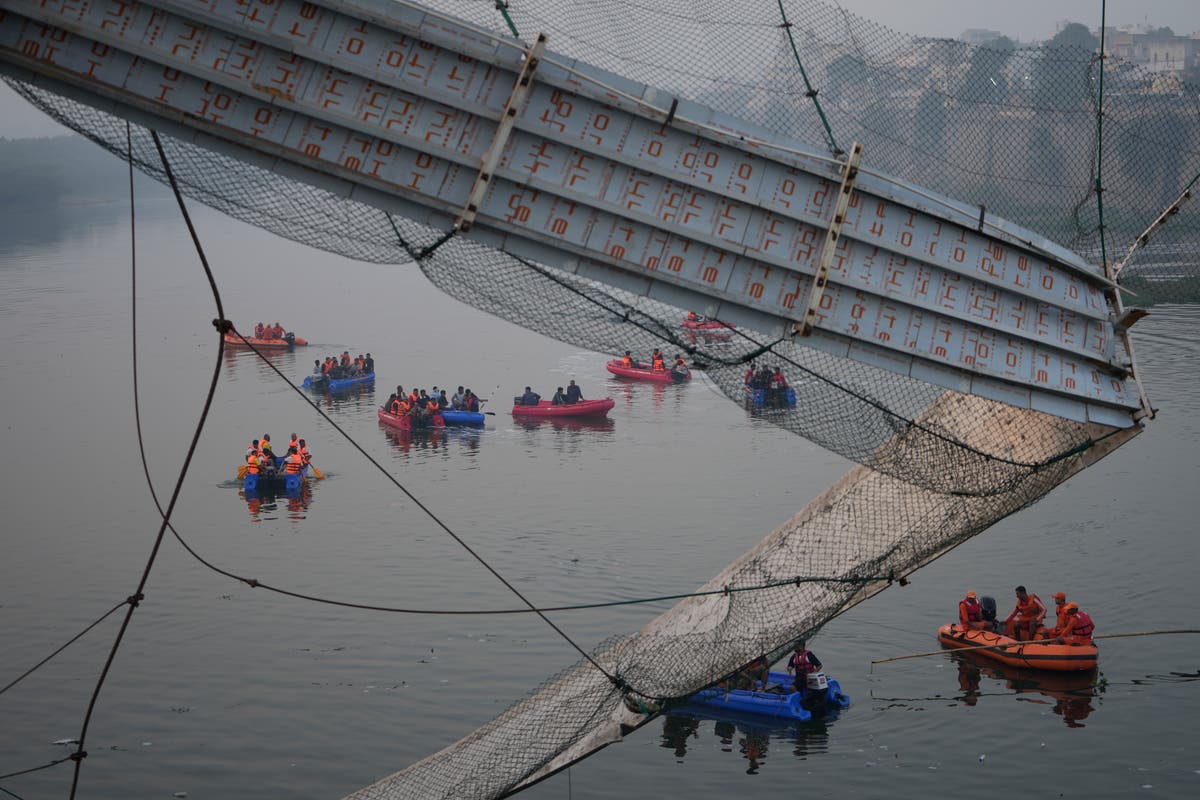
[4,0,1196,797]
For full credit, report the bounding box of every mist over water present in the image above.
[1,199,1198,799]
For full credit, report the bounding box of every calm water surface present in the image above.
[1,198,1198,799]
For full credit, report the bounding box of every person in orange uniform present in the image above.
[1056,603,1095,646]
[651,349,665,371]
[958,590,987,630]
[621,350,634,368]
[1046,592,1069,638]
[1004,585,1046,641]
[297,438,311,467]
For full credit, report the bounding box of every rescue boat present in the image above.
[440,409,487,426]
[510,398,615,418]
[377,408,446,432]
[685,671,850,721]
[243,455,308,492]
[605,360,691,382]
[303,372,375,391]
[681,316,736,331]
[223,332,307,349]
[937,623,1098,672]
[743,386,797,407]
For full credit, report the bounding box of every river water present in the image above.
[1,194,1198,799]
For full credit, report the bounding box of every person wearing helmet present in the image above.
[1046,592,1070,638]
[1056,602,1096,646]
[958,590,987,630]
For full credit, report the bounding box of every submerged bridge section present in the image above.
[0,0,1147,426]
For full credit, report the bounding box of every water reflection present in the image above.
[949,651,1104,728]
[307,382,378,413]
[239,480,315,523]
[660,709,835,773]
[381,422,483,458]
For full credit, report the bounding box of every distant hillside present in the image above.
[0,134,162,207]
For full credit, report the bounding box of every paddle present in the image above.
[237,464,247,479]
[308,461,325,479]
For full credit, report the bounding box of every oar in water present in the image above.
[308,462,325,480]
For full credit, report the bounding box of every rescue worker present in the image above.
[736,655,771,691]
[786,639,823,698]
[651,349,665,371]
[297,439,311,467]
[245,449,262,476]
[1046,592,1069,638]
[520,386,541,406]
[1004,585,1046,642]
[564,379,583,404]
[246,438,261,459]
[1057,603,1095,646]
[686,311,700,321]
[551,386,568,405]
[288,432,300,452]
[283,446,305,475]
[621,350,634,368]
[253,322,265,339]
[958,590,987,631]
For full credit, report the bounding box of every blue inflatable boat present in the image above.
[743,386,797,407]
[302,372,375,391]
[440,409,486,426]
[685,671,849,721]
[244,455,308,493]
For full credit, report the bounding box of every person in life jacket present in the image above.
[744,360,756,386]
[283,447,304,474]
[621,350,634,368]
[1004,585,1046,641]
[247,439,261,459]
[651,349,665,371]
[297,439,311,466]
[958,590,987,631]
[253,322,264,339]
[786,639,823,698]
[1046,592,1069,637]
[1056,603,1095,646]
[245,450,262,475]
[673,354,688,370]
[686,311,699,321]
[288,432,299,452]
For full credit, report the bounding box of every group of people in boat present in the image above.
[244,432,312,477]
[958,585,1095,646]
[515,380,586,406]
[251,321,291,341]
[620,348,689,376]
[744,361,790,404]
[385,384,483,421]
[313,351,374,380]
[726,639,825,699]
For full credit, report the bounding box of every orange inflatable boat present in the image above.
[937,623,1098,672]
[223,332,307,349]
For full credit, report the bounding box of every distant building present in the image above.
[1102,26,1200,76]
[959,29,1004,46]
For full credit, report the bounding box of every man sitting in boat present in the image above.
[463,389,480,412]
[651,349,665,371]
[958,590,988,631]
[451,386,466,409]
[686,311,700,322]
[565,380,583,404]
[786,640,823,698]
[363,353,374,374]
[735,655,771,691]
[1045,592,1069,638]
[283,446,305,476]
[1055,603,1095,646]
[1003,585,1046,642]
[519,386,541,406]
[621,350,635,368]
[769,366,789,405]
[254,322,265,339]
[551,386,568,405]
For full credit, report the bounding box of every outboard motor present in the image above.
[980,595,998,631]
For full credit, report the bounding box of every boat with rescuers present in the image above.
[511,398,615,418]
[377,407,446,432]
[243,454,308,492]
[937,624,1099,672]
[605,359,691,382]
[223,331,307,349]
[303,372,375,391]
[684,671,850,721]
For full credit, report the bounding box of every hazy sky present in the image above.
[1,0,1197,138]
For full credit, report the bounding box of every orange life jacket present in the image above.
[284,453,304,474]
[1015,593,1045,619]
[621,356,633,367]
[959,598,982,625]
[652,356,665,371]
[245,453,260,474]
[427,399,440,412]
[322,360,332,374]
[1064,611,1095,645]
[675,357,687,368]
